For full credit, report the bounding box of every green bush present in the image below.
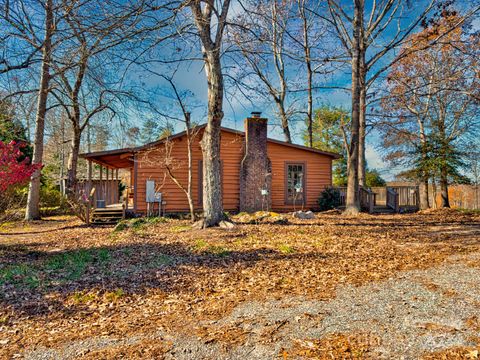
[318,187,342,211]
[40,185,64,208]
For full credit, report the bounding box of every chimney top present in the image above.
[250,111,262,118]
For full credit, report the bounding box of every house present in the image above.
[81,113,340,215]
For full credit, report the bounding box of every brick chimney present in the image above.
[240,112,272,212]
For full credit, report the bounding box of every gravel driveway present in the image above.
[24,252,480,359]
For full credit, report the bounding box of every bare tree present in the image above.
[162,117,200,222]
[49,0,176,197]
[189,0,231,227]
[0,1,44,75]
[377,13,480,209]
[319,0,480,213]
[158,71,200,222]
[230,0,294,143]
[25,0,55,220]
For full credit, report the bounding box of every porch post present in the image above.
[86,160,92,226]
[106,167,110,206]
[115,169,119,203]
[110,168,114,205]
[99,165,103,202]
[87,160,92,195]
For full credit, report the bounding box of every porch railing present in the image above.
[359,187,374,213]
[386,187,399,212]
[334,185,419,213]
[388,186,419,208]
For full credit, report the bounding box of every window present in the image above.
[285,163,306,205]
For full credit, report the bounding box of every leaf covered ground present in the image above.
[0,209,479,359]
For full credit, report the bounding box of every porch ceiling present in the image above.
[82,148,134,169]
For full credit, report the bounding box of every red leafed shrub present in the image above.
[0,140,41,192]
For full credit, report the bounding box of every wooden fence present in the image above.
[430,184,480,210]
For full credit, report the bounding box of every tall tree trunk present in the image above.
[438,111,450,208]
[25,0,53,221]
[201,52,225,227]
[277,102,292,143]
[358,51,366,187]
[66,125,81,198]
[345,0,363,215]
[302,7,313,148]
[440,165,450,208]
[431,178,438,209]
[420,178,429,210]
[185,113,196,222]
[419,131,430,210]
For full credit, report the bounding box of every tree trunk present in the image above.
[345,0,363,215]
[431,179,438,209]
[200,52,225,227]
[439,165,450,208]
[358,50,366,187]
[302,10,313,148]
[185,113,196,222]
[419,178,429,210]
[66,126,81,198]
[419,131,430,210]
[277,102,292,143]
[25,0,53,221]
[437,111,450,208]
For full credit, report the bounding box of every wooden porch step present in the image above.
[93,208,123,213]
[91,208,123,225]
[93,211,123,216]
[371,206,396,214]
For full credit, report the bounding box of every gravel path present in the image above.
[24,252,480,359]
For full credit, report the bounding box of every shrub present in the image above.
[318,187,342,211]
[0,140,40,193]
[0,140,41,222]
[40,185,64,208]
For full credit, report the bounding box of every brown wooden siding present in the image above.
[134,129,332,213]
[267,142,332,211]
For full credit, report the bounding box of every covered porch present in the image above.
[80,148,136,220]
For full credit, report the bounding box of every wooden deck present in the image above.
[336,186,420,214]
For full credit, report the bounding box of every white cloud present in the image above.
[365,143,386,170]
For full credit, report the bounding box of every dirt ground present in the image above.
[1,209,479,359]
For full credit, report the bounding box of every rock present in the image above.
[219,220,236,229]
[293,210,315,220]
[192,219,205,230]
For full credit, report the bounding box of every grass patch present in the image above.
[45,249,94,280]
[207,246,231,257]
[114,217,168,232]
[193,239,208,250]
[170,224,191,233]
[192,239,230,257]
[456,208,480,215]
[1,248,112,288]
[0,264,38,288]
[104,288,125,302]
[71,291,98,304]
[278,244,295,254]
[147,254,174,268]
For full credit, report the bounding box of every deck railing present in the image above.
[359,187,374,213]
[336,186,347,206]
[386,187,399,212]
[388,186,419,208]
[334,185,419,213]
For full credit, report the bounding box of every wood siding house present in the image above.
[81,114,339,214]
